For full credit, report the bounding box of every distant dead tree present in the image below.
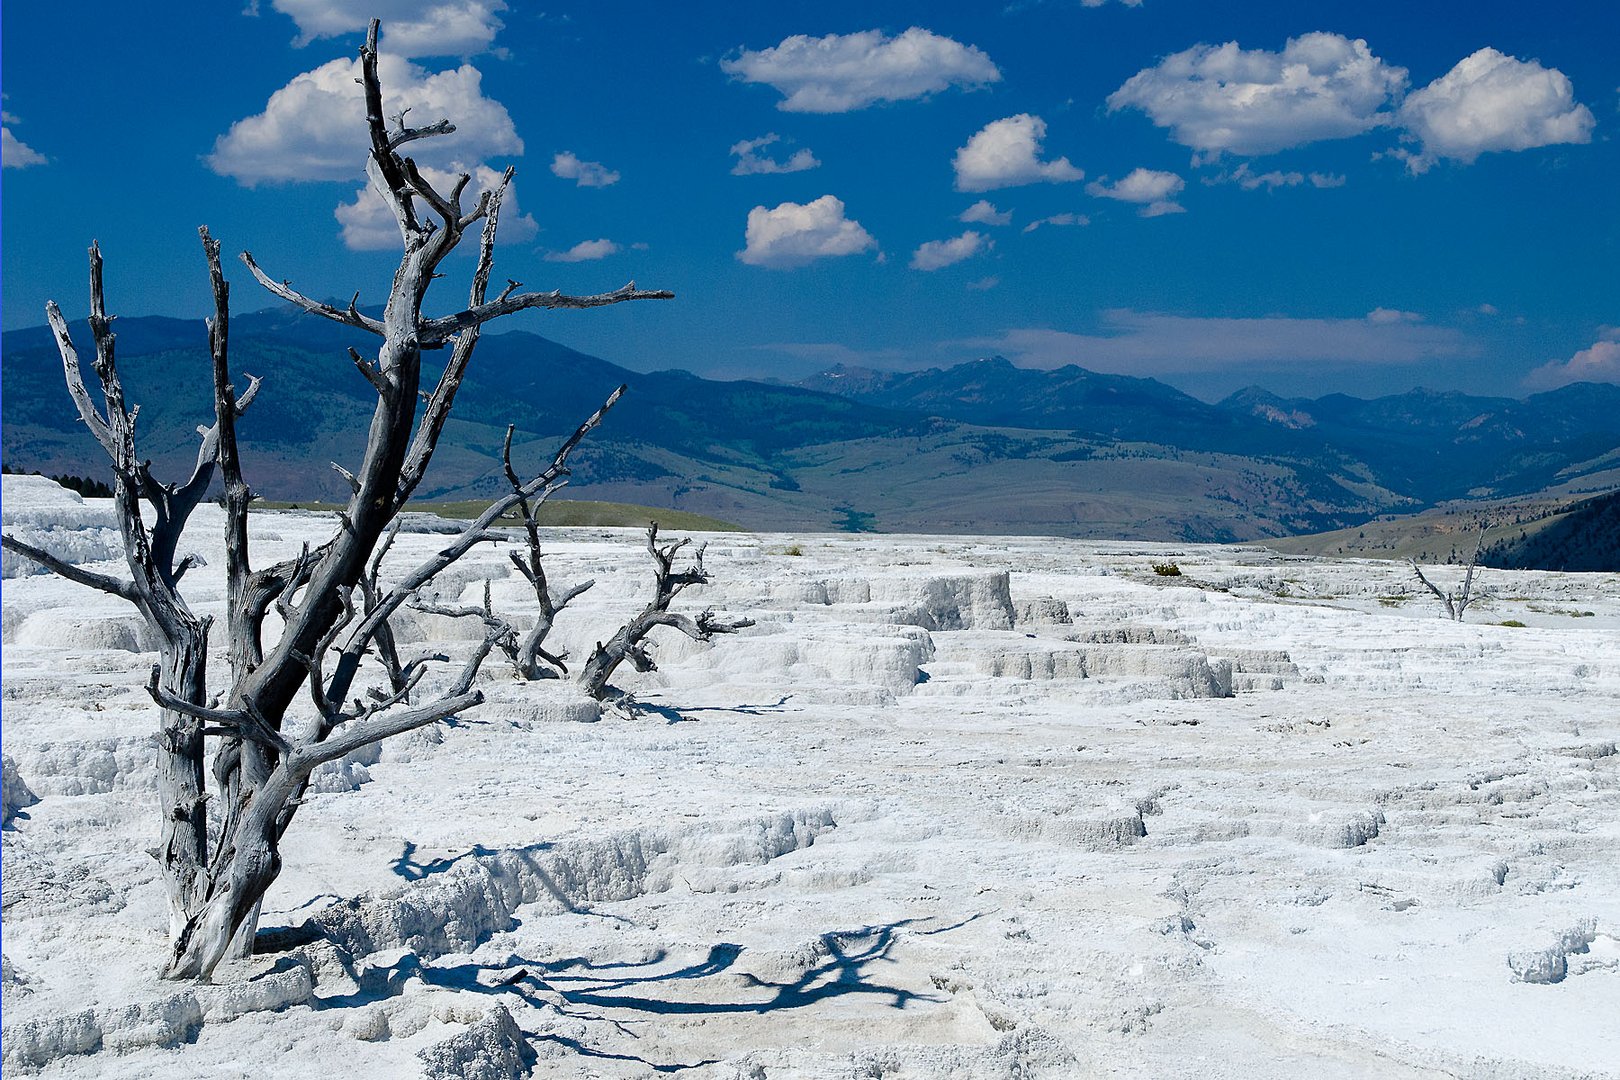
[0,21,668,981]
[1409,527,1486,621]
[359,521,443,697]
[408,420,611,680]
[579,523,754,703]
[495,424,597,679]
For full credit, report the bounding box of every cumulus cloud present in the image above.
[966,308,1471,375]
[335,163,536,249]
[269,0,507,57]
[551,151,619,187]
[1205,163,1345,190]
[721,27,1000,113]
[1396,48,1595,173]
[2,125,45,169]
[960,199,1012,226]
[544,239,622,263]
[1524,329,1620,390]
[1022,213,1089,233]
[910,231,991,271]
[967,276,1000,291]
[737,195,877,268]
[1108,32,1407,158]
[953,114,1083,192]
[730,133,820,175]
[1086,168,1185,216]
[210,53,521,184]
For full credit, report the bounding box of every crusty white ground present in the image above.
[3,475,1617,1079]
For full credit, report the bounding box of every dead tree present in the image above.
[578,523,754,702]
[498,424,596,679]
[1,240,260,951]
[357,521,440,698]
[409,421,614,678]
[0,20,668,982]
[1409,527,1486,621]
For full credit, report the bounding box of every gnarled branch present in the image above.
[1,533,139,602]
[578,523,753,701]
[238,252,387,337]
[419,282,674,346]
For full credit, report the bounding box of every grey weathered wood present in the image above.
[11,17,672,984]
[498,425,595,678]
[1409,527,1487,622]
[6,241,230,947]
[578,524,754,701]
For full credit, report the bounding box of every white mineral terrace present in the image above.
[2,473,1617,1078]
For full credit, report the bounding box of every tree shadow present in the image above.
[557,920,934,1016]
[391,840,499,881]
[311,914,970,1073]
[632,694,797,725]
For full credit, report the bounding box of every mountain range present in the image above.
[4,309,1618,543]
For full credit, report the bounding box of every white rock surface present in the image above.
[1,475,122,579]
[1,508,1617,1077]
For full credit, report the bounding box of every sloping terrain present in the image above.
[6,313,1618,542]
[1481,489,1620,572]
[800,358,1620,505]
[1259,486,1620,571]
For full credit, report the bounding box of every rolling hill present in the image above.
[4,309,1618,543]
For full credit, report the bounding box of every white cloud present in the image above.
[1366,307,1422,325]
[1108,32,1407,158]
[910,231,991,271]
[551,151,619,187]
[1086,168,1185,216]
[953,114,1083,192]
[209,53,521,185]
[1205,163,1345,190]
[1022,213,1089,233]
[335,163,537,250]
[721,27,1000,113]
[1525,329,1620,390]
[1396,48,1595,173]
[960,199,1012,226]
[737,195,877,268]
[967,308,1471,375]
[2,125,45,169]
[544,239,622,263]
[967,276,1000,291]
[1477,303,1500,316]
[270,0,507,57]
[730,133,820,175]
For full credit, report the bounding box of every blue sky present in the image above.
[3,1,1616,400]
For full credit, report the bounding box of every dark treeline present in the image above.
[1,462,114,499]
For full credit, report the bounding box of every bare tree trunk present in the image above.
[6,18,671,981]
[501,426,593,679]
[1409,525,1487,622]
[155,634,209,943]
[579,524,753,701]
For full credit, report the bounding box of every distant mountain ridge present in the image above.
[4,311,1618,542]
[797,358,1620,505]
